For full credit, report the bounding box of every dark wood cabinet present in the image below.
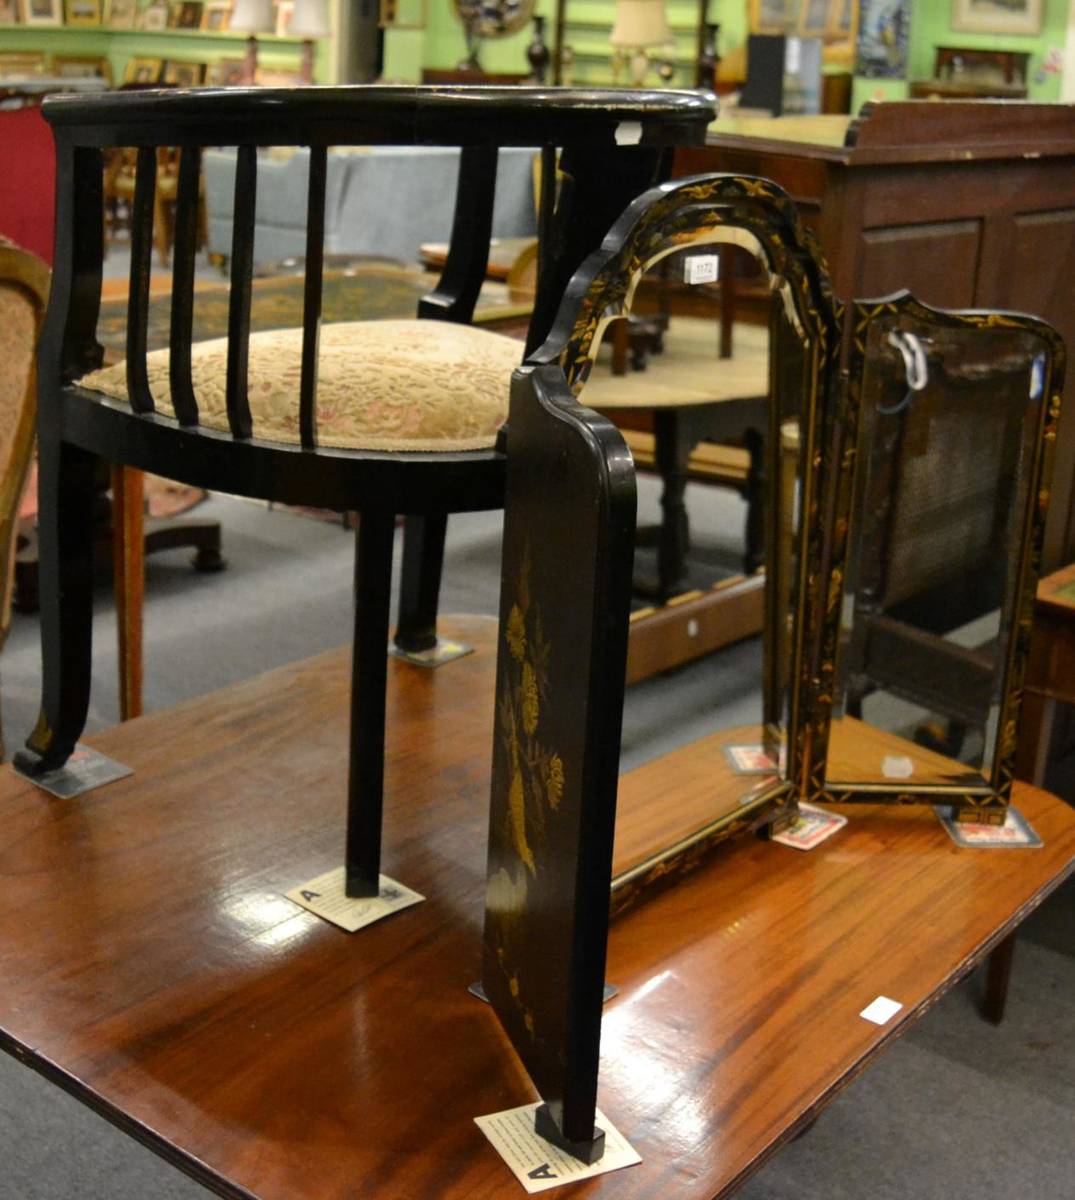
[676,101,1075,570]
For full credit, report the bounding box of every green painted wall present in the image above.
[390,1,1071,102]
[855,0,1067,110]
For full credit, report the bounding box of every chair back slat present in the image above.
[168,146,201,426]
[299,146,327,449]
[125,146,156,414]
[225,144,257,440]
[417,144,497,324]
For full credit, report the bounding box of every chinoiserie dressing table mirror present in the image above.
[803,294,1065,821]
[517,173,840,920]
[482,178,1064,1162]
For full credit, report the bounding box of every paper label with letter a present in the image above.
[475,1102,641,1193]
[284,868,423,933]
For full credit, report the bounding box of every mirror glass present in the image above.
[572,226,820,881]
[825,310,1046,789]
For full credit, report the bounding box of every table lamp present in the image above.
[230,0,275,85]
[290,0,331,85]
[610,0,672,87]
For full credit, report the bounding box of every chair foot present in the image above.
[345,867,381,900]
[13,739,73,778]
[193,545,226,572]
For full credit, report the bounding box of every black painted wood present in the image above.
[483,363,636,1159]
[418,144,498,324]
[225,144,256,440]
[394,514,448,654]
[169,147,201,427]
[126,146,156,415]
[299,145,327,450]
[42,86,715,150]
[346,509,396,898]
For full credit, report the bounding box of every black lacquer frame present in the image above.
[802,292,1066,820]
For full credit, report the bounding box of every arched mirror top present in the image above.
[529,173,837,392]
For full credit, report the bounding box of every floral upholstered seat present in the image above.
[82,319,522,452]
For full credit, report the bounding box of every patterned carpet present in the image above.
[95,264,525,356]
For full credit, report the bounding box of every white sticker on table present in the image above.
[860,996,903,1026]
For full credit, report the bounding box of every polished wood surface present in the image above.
[2,615,1073,1199]
[679,102,1075,570]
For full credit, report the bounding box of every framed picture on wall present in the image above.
[19,0,62,24]
[53,53,113,80]
[106,0,136,24]
[124,55,163,82]
[200,0,229,29]
[65,0,102,24]
[952,0,1042,36]
[856,0,911,78]
[140,1,168,27]
[207,56,244,84]
[162,58,206,85]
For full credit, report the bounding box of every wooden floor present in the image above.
[1,615,1073,1200]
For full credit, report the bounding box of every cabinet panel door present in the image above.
[1006,208,1075,566]
[858,220,981,307]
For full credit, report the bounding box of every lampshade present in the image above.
[609,0,671,49]
[230,0,275,34]
[290,0,331,39]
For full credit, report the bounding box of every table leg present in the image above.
[652,409,693,603]
[982,932,1016,1025]
[111,464,144,721]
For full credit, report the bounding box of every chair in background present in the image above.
[0,238,49,760]
[17,86,714,903]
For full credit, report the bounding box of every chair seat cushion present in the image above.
[81,318,522,452]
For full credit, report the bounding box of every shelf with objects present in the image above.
[0,2,330,86]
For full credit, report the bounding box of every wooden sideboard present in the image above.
[676,101,1075,571]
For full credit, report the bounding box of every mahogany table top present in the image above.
[1,615,1072,1200]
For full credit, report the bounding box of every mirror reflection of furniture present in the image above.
[229,0,275,83]
[806,293,1065,822]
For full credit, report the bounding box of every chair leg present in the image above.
[346,509,396,898]
[394,513,447,655]
[112,464,145,721]
[14,437,97,777]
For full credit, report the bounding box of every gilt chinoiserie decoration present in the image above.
[803,293,1065,822]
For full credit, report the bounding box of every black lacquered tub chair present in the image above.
[16,85,715,896]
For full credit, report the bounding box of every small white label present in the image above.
[785,36,802,73]
[683,254,719,285]
[285,868,423,933]
[860,996,903,1026]
[881,754,914,779]
[614,120,643,146]
[475,1103,641,1193]
[686,618,700,638]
